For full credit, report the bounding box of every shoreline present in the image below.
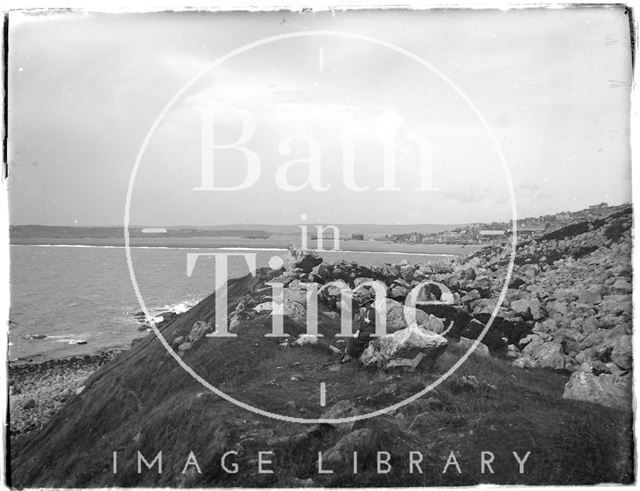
[10,236,483,256]
[9,243,482,365]
[9,348,126,437]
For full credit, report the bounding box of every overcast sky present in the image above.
[8,8,632,225]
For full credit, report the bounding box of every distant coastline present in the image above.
[10,236,482,256]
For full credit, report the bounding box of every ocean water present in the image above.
[8,245,452,361]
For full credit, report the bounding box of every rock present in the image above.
[282,300,306,324]
[22,398,36,410]
[424,315,445,334]
[283,286,308,304]
[511,299,531,317]
[523,264,538,277]
[523,341,565,369]
[461,267,476,281]
[319,400,360,432]
[529,298,543,320]
[399,264,415,282]
[563,372,631,409]
[293,334,319,346]
[470,298,502,316]
[456,336,490,357]
[546,301,569,318]
[555,328,584,343]
[253,302,273,313]
[360,325,448,371]
[440,291,455,305]
[506,344,520,359]
[449,375,497,393]
[578,286,602,306]
[611,279,632,294]
[460,290,481,304]
[321,428,376,467]
[178,342,193,352]
[375,298,429,333]
[519,333,542,348]
[229,314,241,331]
[470,276,492,295]
[512,355,537,369]
[390,284,410,299]
[578,329,607,351]
[294,252,323,273]
[173,336,184,346]
[600,295,632,316]
[611,335,632,371]
[188,321,210,343]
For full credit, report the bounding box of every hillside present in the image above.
[8,208,634,487]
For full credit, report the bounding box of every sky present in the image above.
[7,7,633,226]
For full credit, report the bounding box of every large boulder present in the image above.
[523,340,565,369]
[460,290,481,305]
[578,286,602,306]
[611,335,632,371]
[187,321,211,343]
[456,336,490,358]
[610,279,632,294]
[318,400,359,432]
[360,325,448,371]
[424,315,445,334]
[511,299,531,317]
[283,300,307,324]
[375,298,429,333]
[470,276,492,296]
[563,372,631,409]
[399,264,415,282]
[321,429,376,467]
[529,298,544,321]
[292,251,323,273]
[600,295,632,316]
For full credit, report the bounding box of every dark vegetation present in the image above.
[9,270,634,487]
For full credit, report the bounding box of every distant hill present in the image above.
[9,223,460,241]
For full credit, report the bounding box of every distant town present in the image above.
[381,202,630,246]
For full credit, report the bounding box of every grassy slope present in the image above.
[9,272,634,487]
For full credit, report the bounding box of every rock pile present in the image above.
[441,208,632,409]
[170,208,632,408]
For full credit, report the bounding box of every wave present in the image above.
[154,299,199,315]
[26,333,89,344]
[126,298,201,324]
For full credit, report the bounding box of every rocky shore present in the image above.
[198,205,632,409]
[8,348,124,436]
[9,206,633,487]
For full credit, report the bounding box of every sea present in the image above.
[8,245,454,362]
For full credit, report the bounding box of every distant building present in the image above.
[589,202,609,209]
[515,226,546,239]
[351,233,365,240]
[479,229,507,244]
[479,230,506,237]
